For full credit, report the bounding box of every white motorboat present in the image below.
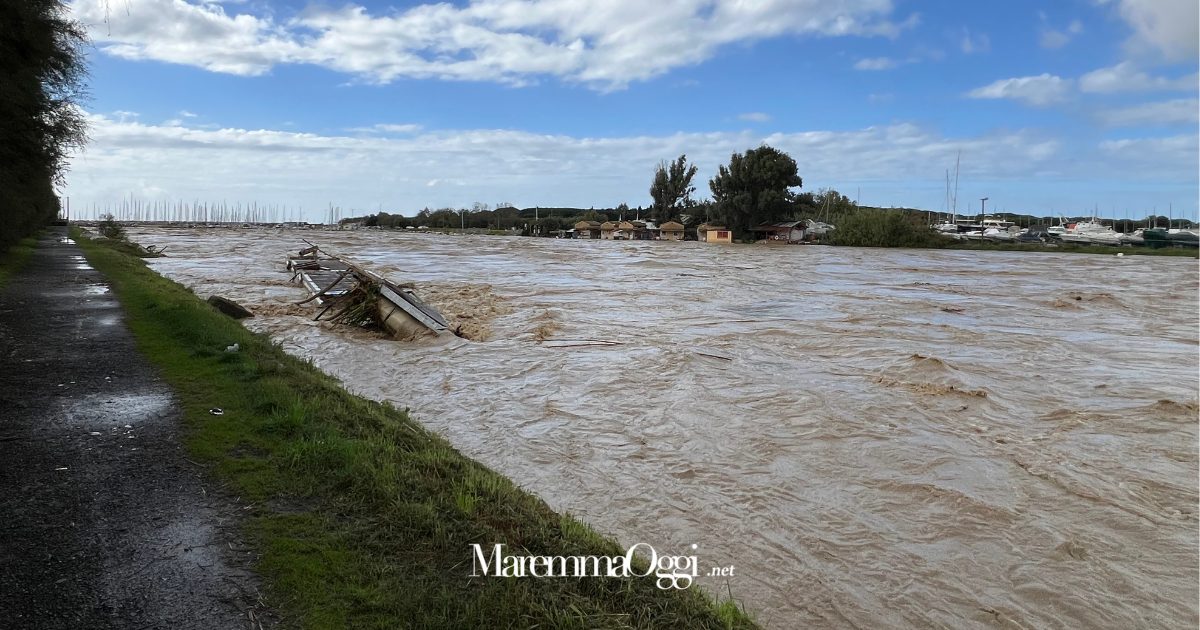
[1058,220,1122,245]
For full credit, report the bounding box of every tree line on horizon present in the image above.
[1,0,88,248]
[340,143,1196,242]
[343,145,861,238]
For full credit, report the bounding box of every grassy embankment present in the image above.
[941,240,1199,257]
[72,228,754,630]
[0,234,40,288]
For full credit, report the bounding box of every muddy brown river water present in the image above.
[128,227,1198,629]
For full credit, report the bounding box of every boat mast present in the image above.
[952,151,960,225]
[944,169,950,221]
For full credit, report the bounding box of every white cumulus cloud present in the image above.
[1097,98,1200,126]
[65,114,1077,214]
[967,74,1073,106]
[1104,0,1199,62]
[1079,61,1198,93]
[70,0,917,89]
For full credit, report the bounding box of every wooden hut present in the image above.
[600,221,617,239]
[574,220,602,239]
[630,220,657,240]
[697,224,732,243]
[751,221,807,244]
[616,221,636,240]
[659,221,685,240]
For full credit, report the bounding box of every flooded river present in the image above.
[128,227,1198,628]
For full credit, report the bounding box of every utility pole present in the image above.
[980,197,988,218]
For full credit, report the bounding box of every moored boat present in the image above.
[1166,229,1200,248]
[1058,220,1122,245]
[1142,228,1171,248]
[1119,229,1145,245]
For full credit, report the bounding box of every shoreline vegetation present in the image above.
[71,227,756,629]
[0,234,41,288]
[74,146,1196,261]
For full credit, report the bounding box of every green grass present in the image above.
[943,241,1199,257]
[72,228,756,630]
[0,234,41,288]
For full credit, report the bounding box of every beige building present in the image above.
[617,220,636,239]
[600,221,617,239]
[574,220,602,239]
[697,224,733,243]
[659,221,685,240]
[619,220,659,240]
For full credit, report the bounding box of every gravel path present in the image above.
[0,227,271,629]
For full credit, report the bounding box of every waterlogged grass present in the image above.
[0,234,40,287]
[72,228,756,630]
[944,241,1199,257]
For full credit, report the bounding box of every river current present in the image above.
[128,227,1199,629]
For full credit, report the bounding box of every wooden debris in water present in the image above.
[286,242,454,340]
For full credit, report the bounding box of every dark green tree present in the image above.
[429,208,458,228]
[534,216,563,236]
[649,154,698,223]
[685,200,714,226]
[811,188,857,218]
[493,206,520,229]
[1,0,88,247]
[708,145,802,237]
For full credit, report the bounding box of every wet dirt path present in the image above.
[0,228,270,629]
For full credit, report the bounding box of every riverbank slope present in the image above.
[71,228,753,629]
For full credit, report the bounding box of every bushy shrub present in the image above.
[831,209,949,248]
[98,213,125,240]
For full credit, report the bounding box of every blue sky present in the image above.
[66,0,1199,221]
